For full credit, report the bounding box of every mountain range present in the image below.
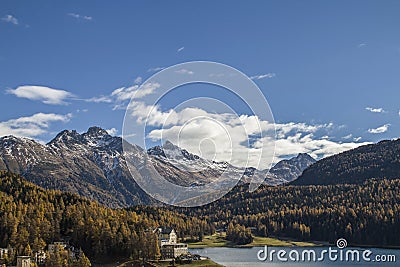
[0,126,315,207]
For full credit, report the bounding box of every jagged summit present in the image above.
[48,129,83,145]
[265,153,317,183]
[84,126,110,139]
[47,126,113,146]
[296,153,314,159]
[147,140,200,161]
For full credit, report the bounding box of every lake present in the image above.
[189,246,400,267]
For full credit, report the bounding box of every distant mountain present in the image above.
[147,141,314,185]
[266,153,316,183]
[0,126,316,207]
[292,139,400,185]
[147,140,236,187]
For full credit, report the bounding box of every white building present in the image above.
[154,227,178,246]
[16,256,30,267]
[48,241,67,254]
[161,243,188,259]
[0,248,9,259]
[154,227,188,259]
[35,250,47,265]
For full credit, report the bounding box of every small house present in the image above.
[16,256,30,267]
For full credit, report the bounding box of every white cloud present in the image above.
[0,113,72,138]
[250,73,276,80]
[177,46,185,52]
[127,101,365,168]
[111,82,160,102]
[134,76,142,84]
[87,82,160,110]
[267,134,370,162]
[67,13,92,21]
[368,124,390,134]
[353,137,362,142]
[106,128,118,136]
[6,85,75,105]
[342,134,353,140]
[175,69,194,75]
[148,67,165,72]
[358,43,367,48]
[86,95,112,103]
[366,107,385,113]
[1,15,18,25]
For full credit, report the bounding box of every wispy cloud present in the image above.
[86,95,112,103]
[250,73,276,80]
[67,13,92,21]
[342,134,353,140]
[368,124,390,134]
[111,82,160,102]
[148,67,165,72]
[175,69,194,75]
[1,15,18,25]
[358,43,367,48]
[366,107,386,113]
[0,113,72,138]
[134,77,142,84]
[177,46,185,52]
[6,85,75,105]
[86,79,160,110]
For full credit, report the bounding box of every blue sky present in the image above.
[1,1,400,165]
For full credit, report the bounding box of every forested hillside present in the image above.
[0,171,213,264]
[177,179,400,247]
[2,169,399,266]
[292,138,400,185]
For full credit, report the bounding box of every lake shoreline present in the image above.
[187,233,321,249]
[189,246,400,267]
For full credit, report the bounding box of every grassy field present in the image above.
[187,232,318,248]
[153,259,224,267]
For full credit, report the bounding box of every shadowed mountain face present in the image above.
[292,139,400,185]
[0,126,316,207]
[266,153,316,183]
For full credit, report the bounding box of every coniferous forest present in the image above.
[0,171,213,265]
[1,171,400,264]
[177,178,400,247]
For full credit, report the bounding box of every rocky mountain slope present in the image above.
[266,153,316,183]
[0,127,315,207]
[0,127,153,207]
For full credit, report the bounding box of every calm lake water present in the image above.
[189,247,400,267]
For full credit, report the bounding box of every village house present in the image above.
[0,248,9,260]
[48,241,67,254]
[16,256,30,267]
[34,250,47,265]
[154,227,188,259]
[48,241,83,260]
